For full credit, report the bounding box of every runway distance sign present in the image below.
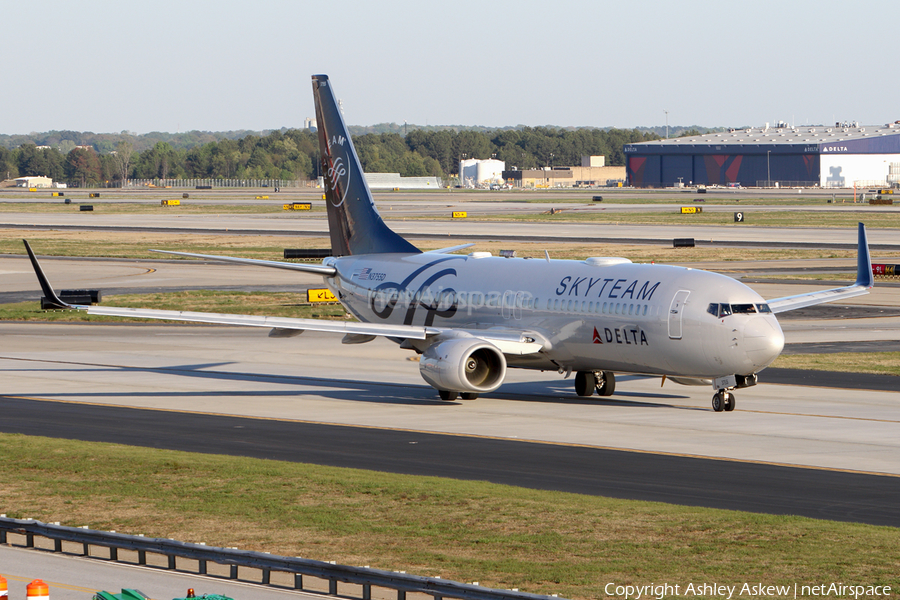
[307,288,338,303]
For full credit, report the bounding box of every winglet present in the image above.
[855,222,874,288]
[23,240,73,309]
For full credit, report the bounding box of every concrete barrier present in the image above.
[0,517,563,600]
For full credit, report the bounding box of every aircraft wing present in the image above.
[81,304,544,354]
[24,240,542,355]
[765,223,874,314]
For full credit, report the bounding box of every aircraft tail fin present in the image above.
[312,74,420,257]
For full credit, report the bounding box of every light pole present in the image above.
[664,110,669,139]
[767,150,771,186]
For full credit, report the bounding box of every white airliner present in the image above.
[25,74,875,412]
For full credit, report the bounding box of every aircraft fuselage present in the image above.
[325,252,785,380]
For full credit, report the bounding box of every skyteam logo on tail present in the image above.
[325,135,351,207]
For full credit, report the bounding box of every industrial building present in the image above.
[502,165,626,188]
[624,122,900,188]
[501,156,625,188]
[459,158,506,187]
[14,176,54,188]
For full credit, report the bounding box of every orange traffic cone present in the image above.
[1,574,9,600]
[27,579,49,600]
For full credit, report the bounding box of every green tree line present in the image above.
[1,126,660,187]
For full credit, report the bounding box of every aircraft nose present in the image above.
[742,317,785,370]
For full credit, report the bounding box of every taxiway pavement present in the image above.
[2,323,899,528]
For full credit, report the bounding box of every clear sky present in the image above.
[5,0,898,134]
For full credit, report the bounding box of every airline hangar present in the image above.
[624,122,900,188]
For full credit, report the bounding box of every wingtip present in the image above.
[22,239,72,310]
[856,222,875,289]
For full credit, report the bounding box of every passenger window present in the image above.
[643,305,648,316]
[589,301,594,312]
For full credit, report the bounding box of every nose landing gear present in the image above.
[712,390,735,412]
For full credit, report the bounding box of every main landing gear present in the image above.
[574,371,616,397]
[712,390,735,412]
[438,390,479,401]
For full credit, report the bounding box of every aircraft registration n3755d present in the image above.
[25,74,875,412]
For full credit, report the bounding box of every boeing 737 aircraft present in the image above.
[26,74,875,412]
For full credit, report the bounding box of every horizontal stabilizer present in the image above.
[149,249,337,276]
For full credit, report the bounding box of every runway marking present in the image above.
[4,392,899,480]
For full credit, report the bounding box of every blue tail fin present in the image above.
[312,75,420,257]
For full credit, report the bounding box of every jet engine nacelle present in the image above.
[419,337,507,393]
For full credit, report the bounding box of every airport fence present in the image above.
[0,517,564,600]
[122,178,316,189]
[755,180,819,188]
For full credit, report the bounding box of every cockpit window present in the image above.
[708,303,734,318]
[709,303,766,317]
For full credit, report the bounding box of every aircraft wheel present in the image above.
[439,390,459,401]
[724,392,736,412]
[712,391,725,412]
[574,371,596,397]
[596,371,616,397]
[460,392,479,400]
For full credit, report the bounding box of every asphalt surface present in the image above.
[2,396,898,528]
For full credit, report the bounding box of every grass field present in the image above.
[772,352,900,376]
[0,229,878,262]
[1,434,897,600]
[452,210,900,229]
[0,291,348,322]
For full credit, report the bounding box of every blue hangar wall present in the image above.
[622,143,818,187]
